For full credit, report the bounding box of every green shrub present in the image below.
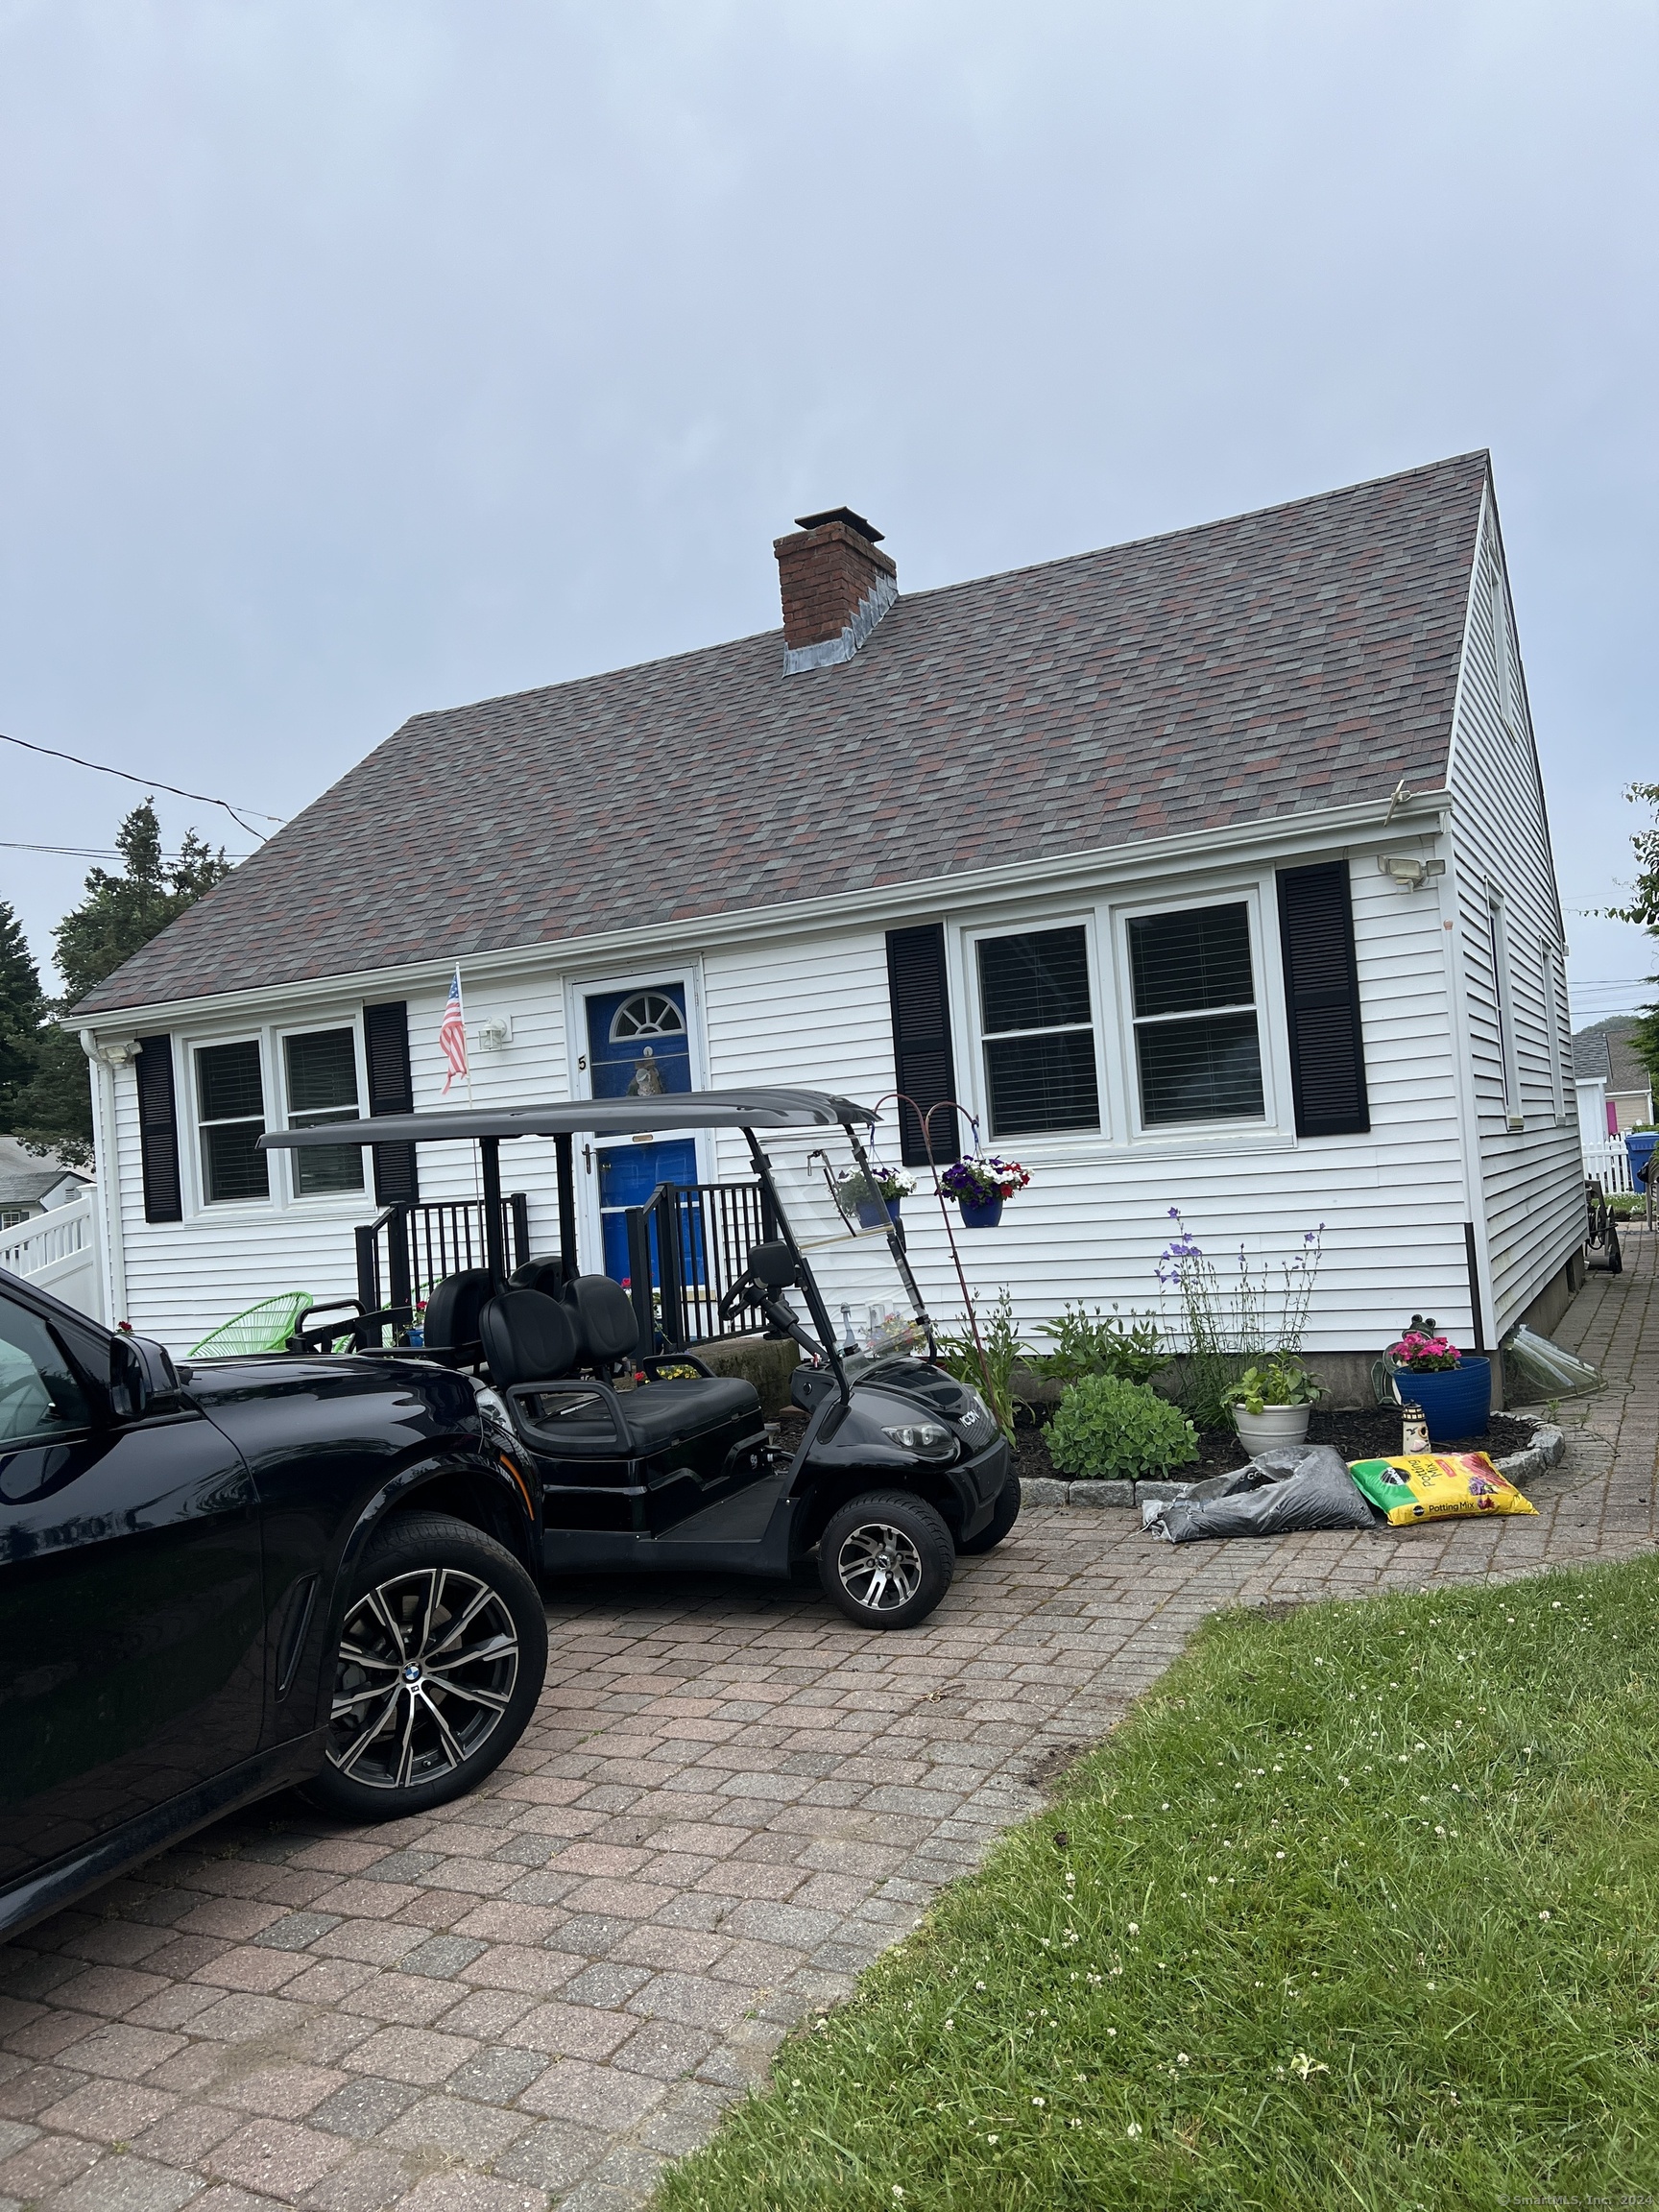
[1047,1371,1199,1480]
[1028,1301,1168,1387]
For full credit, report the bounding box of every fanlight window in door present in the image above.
[610,991,686,1044]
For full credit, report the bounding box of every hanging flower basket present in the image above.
[939,1155,1030,1227]
[836,1165,915,1231]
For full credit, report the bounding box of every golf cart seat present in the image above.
[509,1254,571,1298]
[479,1287,760,1453]
[421,1268,494,1365]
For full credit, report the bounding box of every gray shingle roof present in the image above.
[78,451,1491,1015]
[1573,1031,1614,1082]
[1574,1019,1652,1094]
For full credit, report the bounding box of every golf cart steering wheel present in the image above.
[718,1240,800,1325]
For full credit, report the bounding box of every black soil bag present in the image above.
[1142,1444,1381,1544]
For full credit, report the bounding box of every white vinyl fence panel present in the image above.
[0,1192,105,1321]
[1583,1139,1634,1195]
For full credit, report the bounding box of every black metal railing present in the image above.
[623,1179,775,1351]
[355,1193,531,1314]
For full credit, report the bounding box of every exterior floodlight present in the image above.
[1378,854,1446,891]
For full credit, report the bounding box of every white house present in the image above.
[72,456,1584,1391]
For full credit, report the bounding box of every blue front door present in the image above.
[585,983,695,1285]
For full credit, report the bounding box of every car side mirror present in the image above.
[111,1334,182,1420]
[746,1241,799,1291]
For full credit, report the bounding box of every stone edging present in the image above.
[1021,1421,1567,1513]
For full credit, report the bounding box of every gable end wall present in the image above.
[1444,487,1583,1339]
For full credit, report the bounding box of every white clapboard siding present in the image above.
[107,848,1479,1361]
[108,969,577,1349]
[1444,498,1585,1338]
[697,856,1474,1356]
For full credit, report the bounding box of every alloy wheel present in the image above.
[834,1520,925,1613]
[327,1566,519,1791]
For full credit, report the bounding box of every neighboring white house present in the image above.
[1573,1020,1653,1136]
[71,456,1584,1389]
[1574,1020,1652,1194]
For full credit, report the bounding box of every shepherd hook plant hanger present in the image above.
[870,1091,1001,1415]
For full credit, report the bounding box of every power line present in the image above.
[0,731,283,839]
[0,840,253,862]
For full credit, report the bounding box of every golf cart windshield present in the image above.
[757,1124,931,1375]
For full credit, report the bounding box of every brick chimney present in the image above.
[773,507,897,675]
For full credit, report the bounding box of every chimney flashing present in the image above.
[774,509,898,676]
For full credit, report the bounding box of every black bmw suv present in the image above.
[0,1268,548,1942]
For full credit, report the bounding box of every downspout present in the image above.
[79,1030,128,1329]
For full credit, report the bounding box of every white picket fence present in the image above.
[0,1192,105,1320]
[1583,1139,1636,1194]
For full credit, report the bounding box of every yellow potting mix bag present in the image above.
[1348,1452,1537,1527]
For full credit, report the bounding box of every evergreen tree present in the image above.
[54,801,230,1004]
[0,901,46,1122]
[7,800,232,1165]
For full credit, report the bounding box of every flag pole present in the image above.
[451,963,482,1211]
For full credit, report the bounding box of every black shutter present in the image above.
[1276,861,1370,1137]
[134,1035,182,1223]
[885,926,960,1166]
[363,1001,419,1204]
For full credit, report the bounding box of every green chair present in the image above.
[189,1291,315,1358]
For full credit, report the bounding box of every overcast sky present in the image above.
[2,0,1653,1022]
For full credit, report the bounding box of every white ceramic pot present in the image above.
[1232,1403,1312,1454]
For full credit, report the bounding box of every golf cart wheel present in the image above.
[304,1512,547,1819]
[957,1473,1022,1556]
[818,1490,954,1630]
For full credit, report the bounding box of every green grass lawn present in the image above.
[656,1553,1659,2210]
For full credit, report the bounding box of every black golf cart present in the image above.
[260,1089,1017,1628]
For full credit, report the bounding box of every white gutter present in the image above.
[77,786,1455,1038]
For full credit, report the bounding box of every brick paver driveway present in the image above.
[3,1241,1653,2212]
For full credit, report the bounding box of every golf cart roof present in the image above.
[257,1087,878,1151]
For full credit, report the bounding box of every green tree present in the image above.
[1607,784,1659,1097]
[54,801,229,1004]
[0,902,47,1122]
[7,801,232,1165]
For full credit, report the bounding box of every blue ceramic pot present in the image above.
[1393,1356,1491,1445]
[886,1196,902,1223]
[855,1200,886,1230]
[958,1195,1004,1229]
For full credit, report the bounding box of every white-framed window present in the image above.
[1124,896,1265,1128]
[281,1025,365,1196]
[972,924,1101,1139]
[195,1039,270,1204]
[1487,890,1522,1128]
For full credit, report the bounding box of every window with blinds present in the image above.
[975,926,1100,1138]
[283,1027,364,1195]
[1127,902,1264,1125]
[196,1041,270,1203]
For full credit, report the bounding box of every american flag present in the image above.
[439,968,469,1094]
